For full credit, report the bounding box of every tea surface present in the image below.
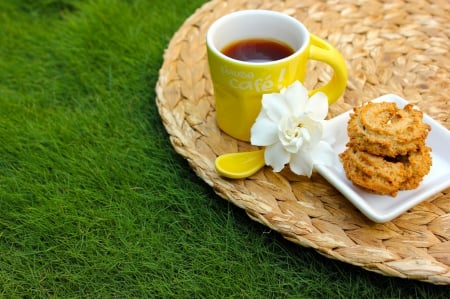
[221,38,294,62]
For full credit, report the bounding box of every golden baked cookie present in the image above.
[340,147,406,196]
[347,102,431,157]
[340,143,432,197]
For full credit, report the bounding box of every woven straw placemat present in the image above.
[156,0,450,285]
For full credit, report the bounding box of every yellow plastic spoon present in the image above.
[215,149,266,179]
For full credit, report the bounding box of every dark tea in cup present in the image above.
[221,38,294,63]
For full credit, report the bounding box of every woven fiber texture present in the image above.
[156,0,450,284]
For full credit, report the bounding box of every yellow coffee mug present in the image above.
[207,10,348,141]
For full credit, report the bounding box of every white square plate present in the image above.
[315,94,450,223]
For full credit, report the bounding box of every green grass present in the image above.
[0,0,449,297]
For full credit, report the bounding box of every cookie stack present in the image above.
[340,101,432,197]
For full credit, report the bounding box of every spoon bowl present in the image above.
[215,149,265,179]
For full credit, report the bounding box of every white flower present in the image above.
[250,81,337,177]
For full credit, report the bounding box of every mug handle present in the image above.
[308,34,348,104]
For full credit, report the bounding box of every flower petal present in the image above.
[299,116,323,148]
[250,112,279,146]
[305,92,328,121]
[261,93,289,122]
[289,151,314,177]
[284,81,308,115]
[264,142,290,172]
[309,141,339,167]
[282,135,303,154]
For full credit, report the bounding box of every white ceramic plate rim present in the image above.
[315,94,450,223]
